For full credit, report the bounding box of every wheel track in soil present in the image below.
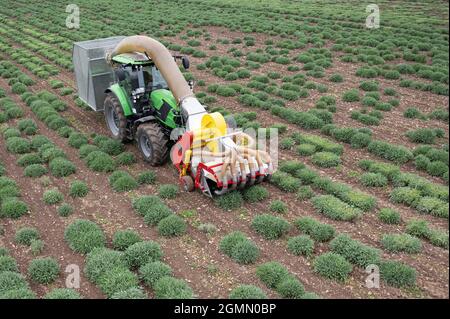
[1,28,448,297]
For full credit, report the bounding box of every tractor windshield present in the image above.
[151,66,168,90]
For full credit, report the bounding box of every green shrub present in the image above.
[6,137,31,154]
[111,287,146,299]
[428,230,449,249]
[124,241,162,269]
[296,185,315,201]
[44,288,81,299]
[113,230,142,251]
[69,180,89,198]
[97,267,139,298]
[17,153,42,167]
[243,186,269,203]
[137,171,156,184]
[110,172,138,192]
[256,261,290,288]
[276,277,305,299]
[390,187,421,206]
[378,208,401,224]
[15,227,39,245]
[64,219,106,254]
[3,128,21,139]
[43,188,63,205]
[49,157,76,177]
[294,216,335,242]
[0,255,18,272]
[68,132,88,149]
[251,214,290,239]
[0,198,29,218]
[0,271,30,295]
[381,233,422,254]
[24,164,47,177]
[287,235,314,257]
[379,260,416,288]
[95,138,124,156]
[280,137,295,150]
[314,252,352,282]
[329,74,343,83]
[215,191,243,210]
[311,195,361,221]
[84,248,127,284]
[350,133,372,149]
[157,215,187,237]
[360,172,388,187]
[405,219,430,238]
[270,171,301,192]
[406,128,436,144]
[154,276,194,299]
[79,144,100,158]
[11,82,27,94]
[359,81,379,92]
[426,161,448,177]
[229,285,267,299]
[139,261,173,288]
[330,234,381,267]
[269,200,288,214]
[367,140,413,164]
[115,152,136,166]
[311,152,341,168]
[27,257,60,284]
[57,203,73,217]
[342,89,360,102]
[404,107,422,119]
[158,184,179,199]
[30,239,44,255]
[17,119,37,135]
[85,151,115,172]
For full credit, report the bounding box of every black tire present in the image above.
[104,93,128,142]
[136,122,169,166]
[181,175,194,192]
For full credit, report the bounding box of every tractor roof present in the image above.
[111,52,153,65]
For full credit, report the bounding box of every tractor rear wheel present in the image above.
[104,93,128,142]
[136,122,169,166]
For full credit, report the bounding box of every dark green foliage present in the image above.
[330,234,381,268]
[229,285,267,299]
[390,187,421,206]
[15,227,39,245]
[311,195,361,221]
[381,233,422,254]
[154,277,194,299]
[276,277,305,299]
[287,235,314,256]
[139,261,173,288]
[158,184,179,199]
[85,151,115,172]
[403,107,422,119]
[24,164,47,177]
[79,144,100,159]
[115,152,136,166]
[17,153,42,167]
[220,231,260,264]
[110,287,146,299]
[43,188,63,205]
[64,219,106,254]
[124,241,162,269]
[97,267,139,298]
[294,216,335,242]
[243,186,269,203]
[0,255,18,272]
[378,208,401,224]
[360,172,388,187]
[69,180,89,198]
[269,200,288,214]
[367,140,413,164]
[17,119,37,135]
[256,261,290,289]
[406,128,437,144]
[311,152,341,168]
[84,248,127,284]
[350,133,372,148]
[0,198,29,218]
[251,214,290,239]
[342,89,360,102]
[313,252,352,282]
[215,191,243,210]
[57,203,73,217]
[113,230,142,251]
[6,137,31,154]
[157,215,187,237]
[359,81,379,92]
[49,157,76,177]
[109,171,138,192]
[137,170,156,184]
[27,257,60,284]
[68,132,88,149]
[296,144,316,156]
[44,288,82,299]
[379,260,416,288]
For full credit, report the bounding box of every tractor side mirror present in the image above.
[182,56,190,70]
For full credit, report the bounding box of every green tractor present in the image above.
[73,35,273,197]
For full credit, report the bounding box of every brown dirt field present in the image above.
[0,16,448,300]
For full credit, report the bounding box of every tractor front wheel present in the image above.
[136,122,169,166]
[104,93,128,142]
